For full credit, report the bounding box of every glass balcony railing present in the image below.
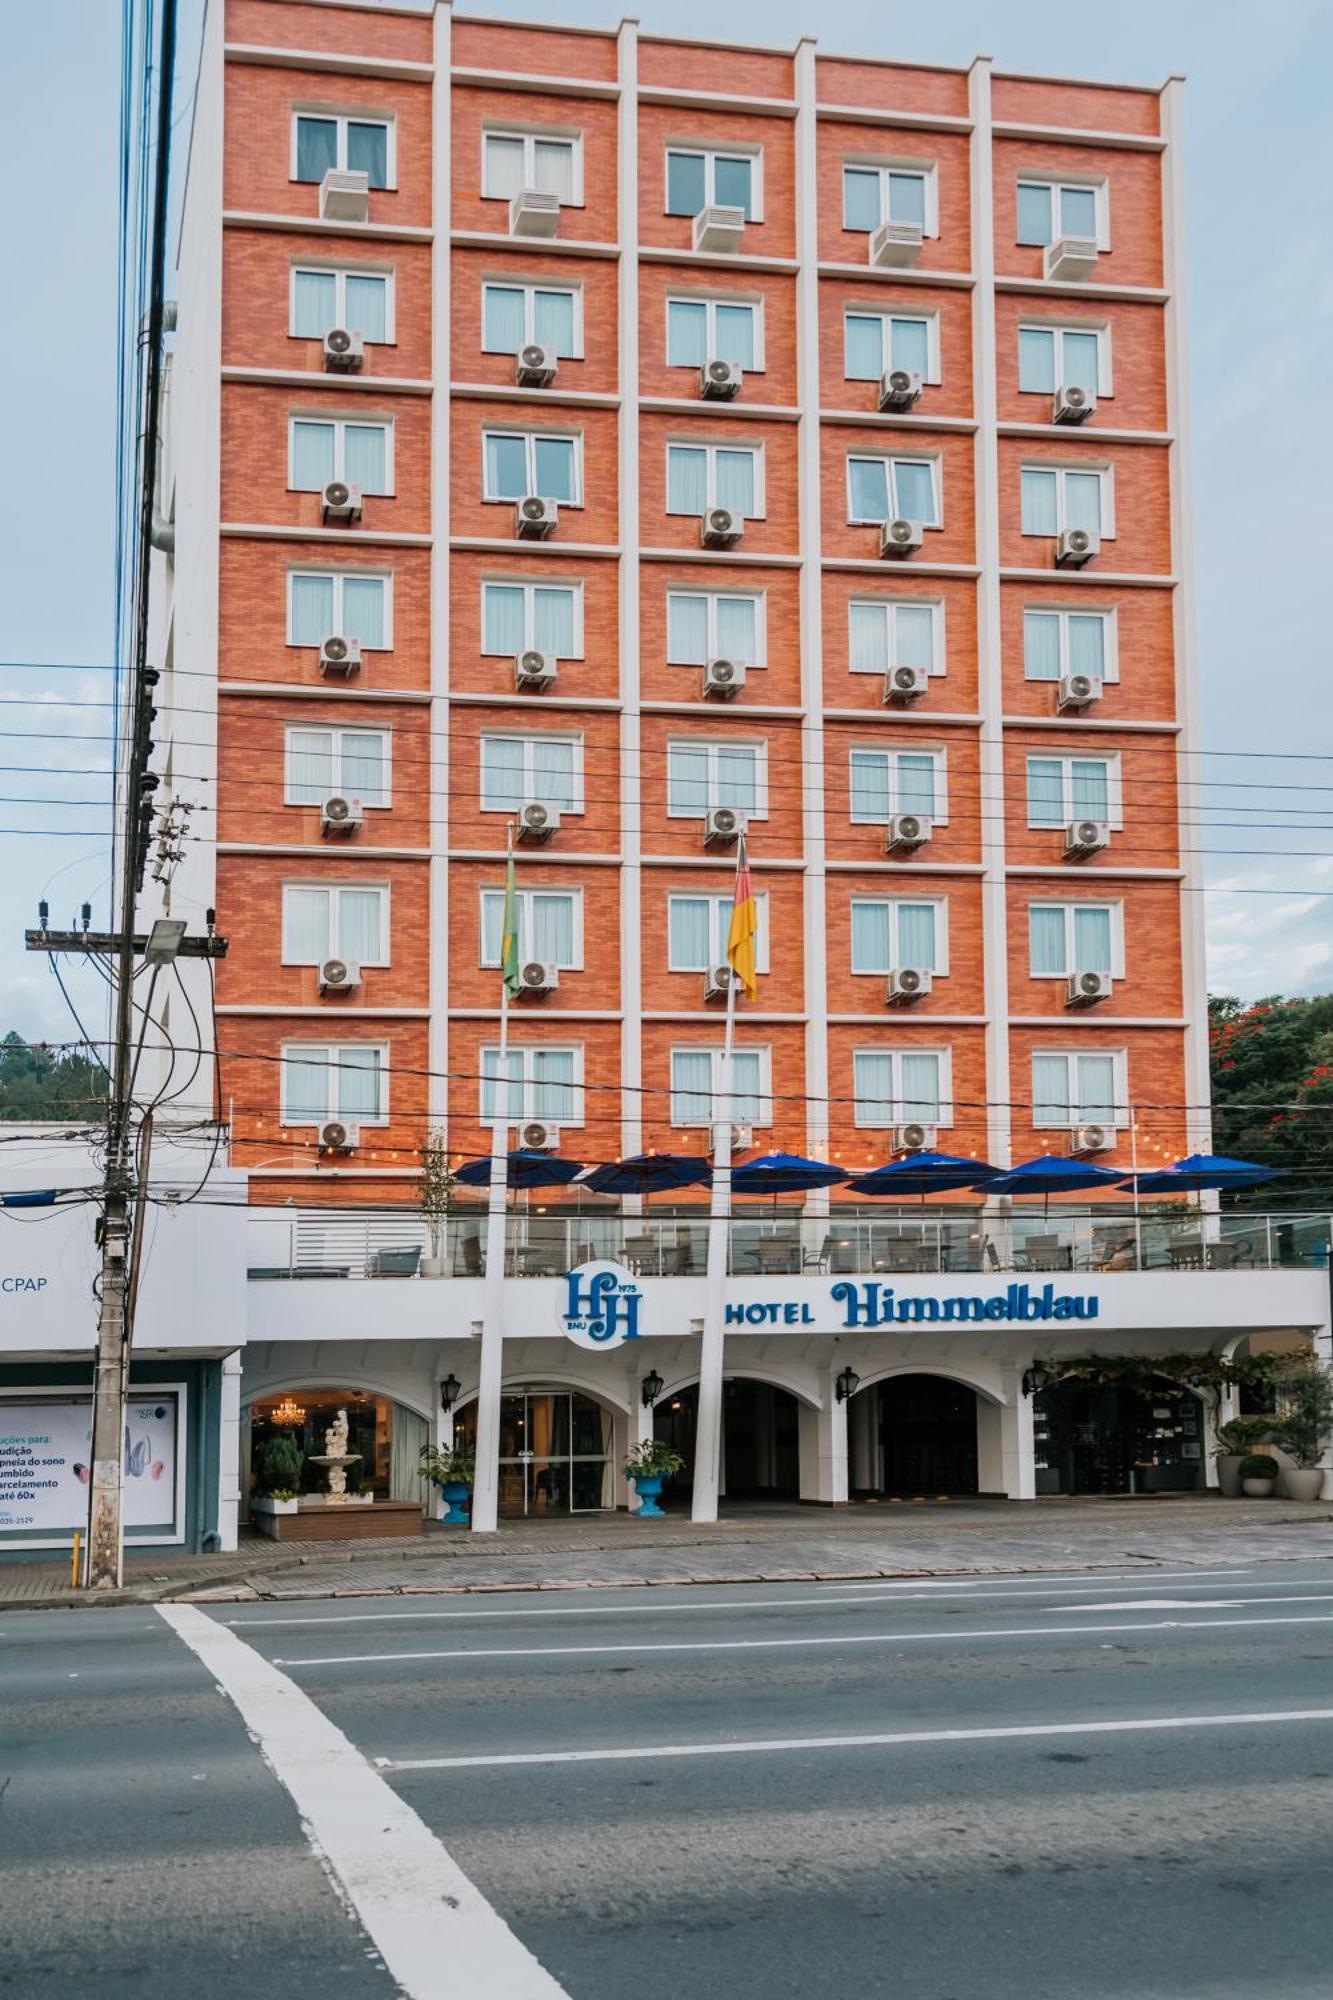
[245,1209,1333,1282]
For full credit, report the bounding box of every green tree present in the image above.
[1209,995,1333,1207]
[0,1031,109,1122]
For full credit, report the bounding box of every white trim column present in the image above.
[617,20,642,1159]
[217,1350,241,1551]
[998,1363,1036,1499]
[626,1357,654,1511]
[428,2,451,1127]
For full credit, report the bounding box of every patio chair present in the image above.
[876,1239,930,1274]
[456,1234,483,1277]
[756,1235,800,1276]
[368,1246,422,1278]
[1167,1236,1206,1271]
[623,1234,661,1276]
[666,1239,700,1276]
[1019,1234,1072,1273]
[1091,1233,1136,1272]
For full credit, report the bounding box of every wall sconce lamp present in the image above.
[836,1366,861,1403]
[641,1368,664,1408]
[439,1372,462,1413]
[1021,1362,1050,1399]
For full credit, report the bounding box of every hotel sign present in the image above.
[725,1281,1100,1329]
[558,1261,643,1349]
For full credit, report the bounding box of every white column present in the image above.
[617,21,642,1160]
[626,1360,654,1510]
[428,2,451,1126]
[472,1157,506,1533]
[998,1364,1036,1499]
[694,1131,730,1522]
[216,1350,241,1551]
[967,57,1012,1171]
[801,1365,849,1504]
[849,1384,876,1491]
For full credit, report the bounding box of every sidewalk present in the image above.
[3,1494,1332,1610]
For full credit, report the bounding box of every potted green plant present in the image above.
[418,1126,453,1278]
[1237,1452,1280,1499]
[1272,1357,1333,1501]
[1213,1414,1278,1499]
[251,1435,304,1532]
[623,1440,685,1518]
[420,1442,476,1524]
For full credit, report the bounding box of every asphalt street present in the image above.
[6,1559,1333,1996]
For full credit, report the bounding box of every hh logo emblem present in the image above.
[559,1262,642,1349]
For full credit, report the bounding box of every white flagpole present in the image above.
[694,837,742,1524]
[473,824,514,1533]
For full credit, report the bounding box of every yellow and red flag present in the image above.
[726,831,758,998]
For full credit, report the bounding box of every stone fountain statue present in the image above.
[306,1406,363,1504]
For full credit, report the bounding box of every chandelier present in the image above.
[271,1396,306,1428]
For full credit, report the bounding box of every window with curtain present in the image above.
[289,572,389,648]
[666,741,763,817]
[292,270,336,337]
[667,443,758,516]
[1016,180,1100,248]
[669,1048,766,1126]
[849,749,939,823]
[482,283,578,356]
[283,885,387,966]
[841,164,930,233]
[1026,755,1113,828]
[843,312,932,383]
[482,432,578,503]
[480,734,580,812]
[282,1043,387,1121]
[480,889,579,967]
[483,131,578,202]
[850,899,940,974]
[847,599,938,676]
[1018,324,1101,395]
[847,455,938,524]
[480,1046,581,1123]
[666,298,757,369]
[1020,465,1104,537]
[294,115,391,188]
[481,581,578,657]
[853,1049,944,1126]
[666,591,760,666]
[1023,608,1110,682]
[292,269,390,342]
[290,419,389,494]
[666,893,769,971]
[1032,1051,1119,1126]
[1029,903,1119,980]
[665,149,755,219]
[285,726,389,806]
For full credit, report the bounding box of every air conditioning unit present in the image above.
[701,506,743,548]
[320,794,363,836]
[516,344,558,387]
[519,1119,559,1151]
[515,649,558,690]
[1044,236,1099,283]
[878,369,922,412]
[1055,527,1099,569]
[1066,969,1113,1008]
[517,960,558,998]
[321,480,362,524]
[701,358,743,400]
[509,188,560,239]
[1069,1123,1114,1157]
[1064,818,1110,858]
[885,812,931,853]
[693,204,745,254]
[703,805,743,848]
[1057,672,1101,712]
[322,327,364,373]
[703,657,745,700]
[708,1122,752,1156]
[869,218,923,269]
[318,635,362,678]
[319,169,369,224]
[318,957,361,995]
[517,799,560,843]
[516,495,558,539]
[886,966,932,1005]
[1053,383,1095,425]
[892,1121,936,1155]
[318,1118,359,1154]
[704,963,735,1002]
[884,662,928,705]
[880,517,923,560]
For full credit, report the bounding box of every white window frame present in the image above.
[479,887,584,970]
[280,1041,390,1126]
[846,596,945,677]
[481,428,583,507]
[1030,1047,1128,1130]
[666,892,771,974]
[1017,318,1113,397]
[1027,900,1125,979]
[1016,175,1111,251]
[480,577,585,658]
[291,109,397,189]
[481,126,584,208]
[283,725,392,808]
[669,1044,773,1130]
[664,144,764,222]
[288,414,394,495]
[1025,752,1123,830]
[848,745,949,825]
[666,439,766,519]
[849,897,950,977]
[289,265,395,343]
[846,452,942,528]
[664,293,766,372]
[665,587,767,668]
[841,157,940,237]
[842,307,941,385]
[1020,461,1115,540]
[480,277,584,357]
[281,883,390,968]
[1022,605,1118,683]
[286,569,394,650]
[479,1043,586,1127]
[665,738,769,820]
[479,732,585,815]
[852,1046,954,1129]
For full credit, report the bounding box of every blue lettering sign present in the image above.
[560,1263,642,1350]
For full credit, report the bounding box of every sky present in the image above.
[0,0,1329,1045]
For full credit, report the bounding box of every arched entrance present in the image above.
[873,1374,980,1496]
[1034,1377,1204,1495]
[654,1379,801,1505]
[453,1385,615,1517]
[245,1386,429,1513]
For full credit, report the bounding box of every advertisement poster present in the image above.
[0,1396,179,1537]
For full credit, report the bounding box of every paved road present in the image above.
[6,1559,1333,1996]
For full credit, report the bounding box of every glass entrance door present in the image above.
[486,1390,612,1518]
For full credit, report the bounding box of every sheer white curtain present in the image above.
[669,897,711,968]
[848,457,889,520]
[714,305,755,368]
[343,424,387,494]
[895,604,935,672]
[483,135,524,199]
[1029,905,1067,976]
[533,587,574,656]
[671,1051,712,1126]
[483,285,527,351]
[851,902,891,973]
[292,270,336,338]
[667,301,708,368]
[894,459,935,523]
[897,902,936,969]
[532,1050,576,1121]
[1070,760,1109,820]
[716,746,757,812]
[1064,473,1102,536]
[534,139,575,200]
[339,1046,384,1118]
[344,275,387,343]
[1026,758,1065,826]
[667,594,710,664]
[668,744,709,814]
[287,729,334,803]
[668,447,708,514]
[899,1053,941,1121]
[853,1051,893,1122]
[716,595,756,661]
[285,889,329,963]
[532,738,576,810]
[1068,615,1105,678]
[291,421,334,491]
[1032,1053,1070,1124]
[338,891,384,966]
[483,584,526,655]
[1023,611,1062,680]
[896,755,937,818]
[481,736,525,810]
[1073,906,1112,972]
[283,1047,329,1119]
[844,314,884,381]
[850,752,891,821]
[715,450,755,516]
[530,894,574,965]
[1021,469,1058,536]
[290,574,335,645]
[533,289,575,354]
[890,318,930,378]
[340,731,386,805]
[341,575,385,648]
[849,602,888,673]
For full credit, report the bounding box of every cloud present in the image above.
[1206,859,1333,999]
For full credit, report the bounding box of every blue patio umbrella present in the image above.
[1117,1152,1285,1196]
[847,1150,1000,1198]
[730,1152,849,1196]
[582,1153,712,1196]
[453,1149,585,1189]
[986,1153,1126,1218]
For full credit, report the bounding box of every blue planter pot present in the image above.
[440,1479,471,1525]
[633,1473,666,1518]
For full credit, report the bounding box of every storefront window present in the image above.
[248,1388,427,1505]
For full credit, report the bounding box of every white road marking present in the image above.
[156,1604,566,2000]
[821,1567,1265,1591]
[273,1610,1333,1670]
[1050,1595,1333,1613]
[377,1705,1333,1774]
